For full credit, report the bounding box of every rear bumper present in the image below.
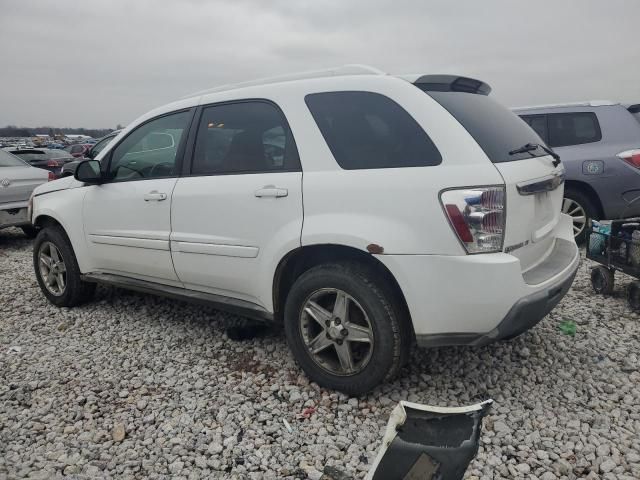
[376,213,580,346]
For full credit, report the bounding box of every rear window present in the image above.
[305,91,441,170]
[10,150,45,162]
[425,91,546,163]
[0,150,27,167]
[548,112,601,147]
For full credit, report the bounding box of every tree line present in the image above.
[0,125,123,139]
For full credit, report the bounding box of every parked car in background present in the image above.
[65,143,92,158]
[513,101,640,242]
[31,66,578,394]
[4,148,75,179]
[60,130,120,178]
[0,150,49,237]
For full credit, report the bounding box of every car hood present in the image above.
[33,175,81,196]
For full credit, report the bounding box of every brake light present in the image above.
[47,159,59,167]
[48,171,56,181]
[441,186,506,254]
[618,149,640,169]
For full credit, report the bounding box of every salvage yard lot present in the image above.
[1,227,639,479]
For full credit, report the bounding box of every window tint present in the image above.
[305,91,441,169]
[191,101,299,175]
[548,112,601,147]
[109,111,190,181]
[426,90,546,163]
[91,135,116,157]
[520,115,549,143]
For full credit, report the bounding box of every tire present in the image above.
[283,262,407,395]
[21,225,39,239]
[628,281,640,313]
[590,266,615,295]
[563,187,599,245]
[33,226,96,307]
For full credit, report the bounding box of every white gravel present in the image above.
[1,227,639,479]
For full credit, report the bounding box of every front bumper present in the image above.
[0,206,30,229]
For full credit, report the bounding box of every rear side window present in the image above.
[547,112,601,147]
[191,101,300,175]
[426,91,547,163]
[305,91,441,170]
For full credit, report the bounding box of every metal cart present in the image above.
[586,218,640,312]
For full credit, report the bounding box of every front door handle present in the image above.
[144,191,167,201]
[255,185,288,198]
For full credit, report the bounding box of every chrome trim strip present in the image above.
[516,171,565,196]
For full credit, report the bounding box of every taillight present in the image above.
[48,171,56,181]
[47,159,59,167]
[441,186,506,254]
[618,149,640,169]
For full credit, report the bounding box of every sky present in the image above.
[1,0,638,128]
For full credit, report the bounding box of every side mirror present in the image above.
[74,160,103,184]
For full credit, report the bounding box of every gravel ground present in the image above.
[1,227,639,480]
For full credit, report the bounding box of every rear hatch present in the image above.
[416,78,565,272]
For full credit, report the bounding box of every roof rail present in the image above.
[182,64,386,99]
[512,100,618,111]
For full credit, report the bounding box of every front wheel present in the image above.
[284,263,407,395]
[33,226,96,307]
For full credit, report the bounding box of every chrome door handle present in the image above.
[144,191,167,201]
[254,185,288,198]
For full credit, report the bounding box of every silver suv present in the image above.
[513,101,640,242]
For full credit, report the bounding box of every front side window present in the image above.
[305,91,441,169]
[547,112,601,147]
[108,111,190,181]
[90,135,116,158]
[191,101,299,175]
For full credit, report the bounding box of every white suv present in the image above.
[30,66,579,394]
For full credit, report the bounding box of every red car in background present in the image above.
[65,143,93,158]
[3,147,75,178]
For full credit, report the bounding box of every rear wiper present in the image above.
[509,143,561,167]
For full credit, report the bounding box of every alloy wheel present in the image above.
[38,241,67,296]
[562,197,587,238]
[299,288,374,376]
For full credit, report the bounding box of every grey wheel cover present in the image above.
[299,288,374,376]
[562,197,587,237]
[38,241,67,296]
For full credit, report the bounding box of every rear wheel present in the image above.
[628,281,640,313]
[33,226,96,307]
[284,262,407,395]
[590,266,615,295]
[563,188,599,244]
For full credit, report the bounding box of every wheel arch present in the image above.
[272,243,414,337]
[564,180,604,218]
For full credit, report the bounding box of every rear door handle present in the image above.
[255,185,288,198]
[144,191,167,201]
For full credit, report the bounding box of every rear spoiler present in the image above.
[413,75,492,96]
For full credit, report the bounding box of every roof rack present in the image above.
[512,100,618,111]
[182,64,385,99]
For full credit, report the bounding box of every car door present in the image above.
[170,100,303,308]
[82,110,193,284]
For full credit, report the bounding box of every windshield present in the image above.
[0,150,28,167]
[424,90,548,163]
